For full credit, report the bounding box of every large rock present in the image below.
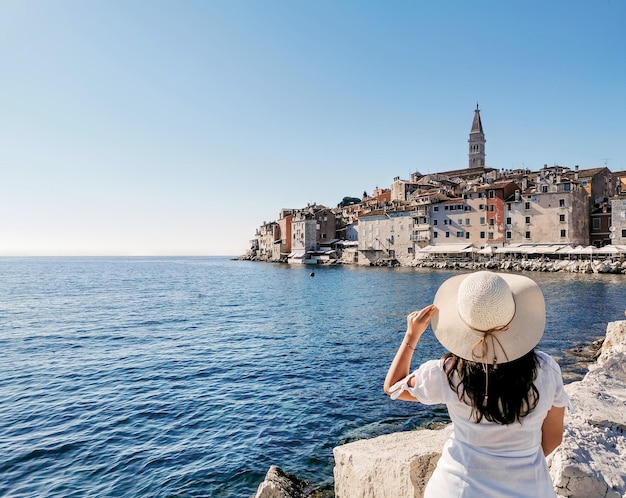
[549,320,626,497]
[255,465,310,498]
[332,321,626,498]
[333,426,451,498]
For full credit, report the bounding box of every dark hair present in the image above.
[443,349,540,425]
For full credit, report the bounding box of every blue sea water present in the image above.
[1,257,624,497]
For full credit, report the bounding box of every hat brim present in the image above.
[431,272,545,363]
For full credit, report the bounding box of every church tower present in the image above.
[468,104,486,168]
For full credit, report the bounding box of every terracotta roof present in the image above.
[577,167,608,177]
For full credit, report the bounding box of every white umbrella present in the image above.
[597,245,619,255]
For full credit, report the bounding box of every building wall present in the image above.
[411,205,431,247]
[357,210,416,265]
[506,185,589,246]
[257,222,277,260]
[590,208,611,247]
[314,208,336,246]
[291,214,317,253]
[275,214,293,258]
[430,200,469,245]
[610,198,626,245]
[357,213,387,265]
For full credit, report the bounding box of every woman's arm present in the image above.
[541,405,565,456]
[383,304,437,402]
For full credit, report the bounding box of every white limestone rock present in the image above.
[333,426,451,498]
[549,320,626,497]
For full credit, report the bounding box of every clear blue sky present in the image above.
[1,1,624,256]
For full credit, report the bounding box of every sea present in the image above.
[1,256,624,497]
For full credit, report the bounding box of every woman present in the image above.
[384,271,568,497]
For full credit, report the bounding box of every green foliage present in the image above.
[338,196,361,208]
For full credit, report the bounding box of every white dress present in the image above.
[390,351,569,498]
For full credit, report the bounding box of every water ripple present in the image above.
[0,258,623,496]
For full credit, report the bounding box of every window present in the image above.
[434,206,439,212]
[622,229,626,238]
[525,216,531,224]
[507,203,512,210]
[457,231,463,238]
[506,231,512,239]
[506,217,511,225]
[564,183,571,191]
[445,232,450,238]
[434,232,438,238]
[479,204,485,210]
[445,205,449,211]
[560,214,566,223]
[489,205,495,212]
[433,219,438,225]
[466,233,470,239]
[488,190,495,199]
[488,232,494,239]
[408,247,413,254]
[560,229,567,237]
[458,219,463,224]
[444,219,450,225]
[489,219,495,226]
[480,231,486,239]
[525,231,531,239]
[559,199,565,207]
[542,185,548,193]
[480,217,485,224]
[321,233,326,239]
[525,202,531,210]
[592,218,601,229]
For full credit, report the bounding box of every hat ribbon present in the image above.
[462,319,513,407]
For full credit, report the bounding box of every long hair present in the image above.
[443,349,540,425]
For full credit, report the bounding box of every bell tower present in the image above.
[468,104,486,168]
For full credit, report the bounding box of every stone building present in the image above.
[576,166,616,206]
[506,173,589,246]
[462,181,520,247]
[430,198,469,245]
[255,221,278,261]
[274,209,294,260]
[590,203,612,247]
[610,197,626,245]
[290,210,318,262]
[357,209,415,265]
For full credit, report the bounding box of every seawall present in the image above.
[239,254,626,275]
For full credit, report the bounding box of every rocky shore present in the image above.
[254,320,626,498]
[239,253,626,275]
[410,257,626,274]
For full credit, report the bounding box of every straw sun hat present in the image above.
[431,271,546,365]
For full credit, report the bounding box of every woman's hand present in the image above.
[405,304,438,347]
[384,304,437,399]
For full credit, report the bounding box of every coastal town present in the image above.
[243,106,626,270]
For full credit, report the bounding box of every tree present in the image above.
[338,196,362,208]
